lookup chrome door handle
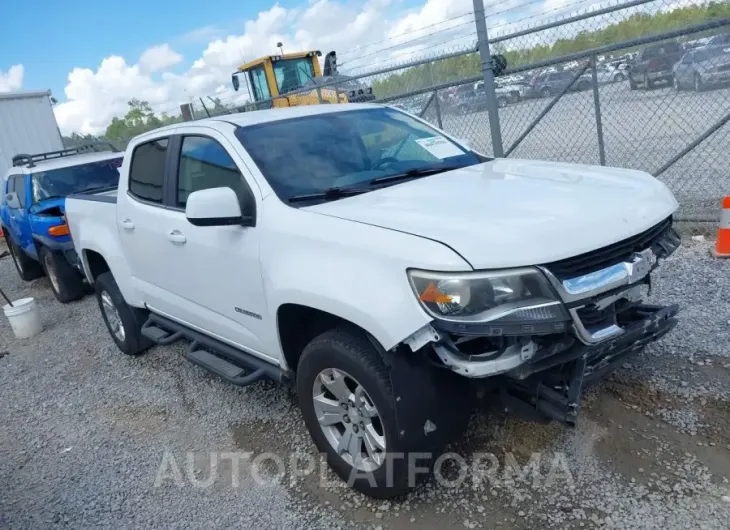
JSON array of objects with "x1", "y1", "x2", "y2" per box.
[
  {"x1": 167, "y1": 230, "x2": 186, "y2": 244},
  {"x1": 120, "y1": 219, "x2": 135, "y2": 230}
]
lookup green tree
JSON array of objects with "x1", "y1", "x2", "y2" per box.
[{"x1": 104, "y1": 99, "x2": 182, "y2": 144}]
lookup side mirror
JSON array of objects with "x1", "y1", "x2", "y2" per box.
[
  {"x1": 185, "y1": 187, "x2": 253, "y2": 227},
  {"x1": 232, "y1": 73, "x2": 240, "y2": 92},
  {"x1": 5, "y1": 192, "x2": 20, "y2": 209}
]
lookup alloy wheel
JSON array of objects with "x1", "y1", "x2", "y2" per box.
[
  {"x1": 44, "y1": 253, "x2": 61, "y2": 294},
  {"x1": 100, "y1": 291, "x2": 125, "y2": 341},
  {"x1": 312, "y1": 368, "x2": 386, "y2": 472}
]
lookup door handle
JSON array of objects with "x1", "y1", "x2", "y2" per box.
[
  {"x1": 120, "y1": 219, "x2": 135, "y2": 230},
  {"x1": 167, "y1": 230, "x2": 186, "y2": 244}
]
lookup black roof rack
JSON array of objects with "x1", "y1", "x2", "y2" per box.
[{"x1": 11, "y1": 143, "x2": 119, "y2": 168}]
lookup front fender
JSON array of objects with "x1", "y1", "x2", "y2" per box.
[{"x1": 260, "y1": 204, "x2": 472, "y2": 354}]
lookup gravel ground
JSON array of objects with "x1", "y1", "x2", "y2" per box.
[{"x1": 1, "y1": 237, "x2": 729, "y2": 529}]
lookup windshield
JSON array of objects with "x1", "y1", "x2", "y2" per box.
[
  {"x1": 235, "y1": 107, "x2": 482, "y2": 203},
  {"x1": 31, "y1": 157, "x2": 122, "y2": 203},
  {"x1": 273, "y1": 58, "x2": 315, "y2": 94}
]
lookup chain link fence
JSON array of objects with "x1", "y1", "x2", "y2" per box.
[{"x1": 169, "y1": 0, "x2": 730, "y2": 234}]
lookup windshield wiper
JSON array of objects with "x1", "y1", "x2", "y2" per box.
[
  {"x1": 369, "y1": 165, "x2": 464, "y2": 185},
  {"x1": 288, "y1": 187, "x2": 371, "y2": 203}
]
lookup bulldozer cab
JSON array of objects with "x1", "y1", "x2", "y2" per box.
[{"x1": 232, "y1": 51, "x2": 347, "y2": 108}]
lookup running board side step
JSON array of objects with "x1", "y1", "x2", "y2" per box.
[{"x1": 141, "y1": 314, "x2": 284, "y2": 386}]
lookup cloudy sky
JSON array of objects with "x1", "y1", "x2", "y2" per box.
[{"x1": 0, "y1": 0, "x2": 624, "y2": 135}]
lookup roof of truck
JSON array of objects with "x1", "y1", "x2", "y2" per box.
[
  {"x1": 138, "y1": 103, "x2": 384, "y2": 142},
  {"x1": 4, "y1": 151, "x2": 122, "y2": 178}
]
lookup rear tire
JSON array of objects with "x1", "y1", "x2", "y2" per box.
[
  {"x1": 614, "y1": 73, "x2": 625, "y2": 82},
  {"x1": 39, "y1": 247, "x2": 84, "y2": 303},
  {"x1": 296, "y1": 328, "x2": 437, "y2": 498},
  {"x1": 95, "y1": 272, "x2": 152, "y2": 356},
  {"x1": 6, "y1": 237, "x2": 43, "y2": 281},
  {"x1": 497, "y1": 96, "x2": 507, "y2": 108}
]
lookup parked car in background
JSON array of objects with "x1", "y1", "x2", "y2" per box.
[
  {"x1": 454, "y1": 81, "x2": 519, "y2": 113},
  {"x1": 1, "y1": 145, "x2": 122, "y2": 303},
  {"x1": 477, "y1": 81, "x2": 520, "y2": 107},
  {"x1": 707, "y1": 32, "x2": 730, "y2": 47},
  {"x1": 65, "y1": 103, "x2": 680, "y2": 498},
  {"x1": 530, "y1": 71, "x2": 592, "y2": 98},
  {"x1": 673, "y1": 45, "x2": 730, "y2": 91},
  {"x1": 495, "y1": 79, "x2": 531, "y2": 100},
  {"x1": 628, "y1": 41, "x2": 683, "y2": 89},
  {"x1": 595, "y1": 63, "x2": 629, "y2": 83}
]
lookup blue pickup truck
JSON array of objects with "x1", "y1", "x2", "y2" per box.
[{"x1": 1, "y1": 145, "x2": 122, "y2": 303}]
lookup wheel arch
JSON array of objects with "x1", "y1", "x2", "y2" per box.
[
  {"x1": 82, "y1": 248, "x2": 111, "y2": 283},
  {"x1": 276, "y1": 303, "x2": 387, "y2": 374}
]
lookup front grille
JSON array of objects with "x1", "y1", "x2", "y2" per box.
[{"x1": 544, "y1": 216, "x2": 677, "y2": 280}]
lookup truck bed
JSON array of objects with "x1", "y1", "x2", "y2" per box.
[{"x1": 67, "y1": 188, "x2": 118, "y2": 203}]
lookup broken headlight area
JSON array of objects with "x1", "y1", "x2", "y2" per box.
[{"x1": 407, "y1": 267, "x2": 566, "y2": 323}]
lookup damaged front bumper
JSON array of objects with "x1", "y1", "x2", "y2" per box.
[
  {"x1": 500, "y1": 303, "x2": 678, "y2": 425},
  {"x1": 404, "y1": 220, "x2": 681, "y2": 424}
]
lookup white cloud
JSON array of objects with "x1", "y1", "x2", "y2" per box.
[
  {"x1": 139, "y1": 44, "x2": 184, "y2": 73},
  {"x1": 0, "y1": 64, "x2": 24, "y2": 92},
  {"x1": 55, "y1": 0, "x2": 414, "y2": 135}
]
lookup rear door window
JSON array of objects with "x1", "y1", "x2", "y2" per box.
[
  {"x1": 128, "y1": 138, "x2": 168, "y2": 204},
  {"x1": 12, "y1": 175, "x2": 26, "y2": 208}
]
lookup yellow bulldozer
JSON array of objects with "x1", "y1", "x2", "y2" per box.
[{"x1": 231, "y1": 50, "x2": 355, "y2": 108}]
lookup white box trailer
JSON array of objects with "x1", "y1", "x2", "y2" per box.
[{"x1": 0, "y1": 90, "x2": 64, "y2": 178}]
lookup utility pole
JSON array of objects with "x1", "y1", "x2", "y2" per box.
[{"x1": 472, "y1": 0, "x2": 504, "y2": 157}]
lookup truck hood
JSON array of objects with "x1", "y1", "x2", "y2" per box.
[{"x1": 306, "y1": 159, "x2": 678, "y2": 269}]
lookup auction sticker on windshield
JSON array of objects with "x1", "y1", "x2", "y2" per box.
[{"x1": 415, "y1": 136, "x2": 464, "y2": 159}]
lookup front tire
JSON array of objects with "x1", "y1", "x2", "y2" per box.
[
  {"x1": 39, "y1": 247, "x2": 84, "y2": 303},
  {"x1": 6, "y1": 237, "x2": 43, "y2": 281},
  {"x1": 614, "y1": 73, "x2": 625, "y2": 82},
  {"x1": 296, "y1": 328, "x2": 434, "y2": 498},
  {"x1": 497, "y1": 96, "x2": 507, "y2": 108},
  {"x1": 95, "y1": 272, "x2": 152, "y2": 355}
]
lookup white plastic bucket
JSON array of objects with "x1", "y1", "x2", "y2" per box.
[{"x1": 3, "y1": 297, "x2": 43, "y2": 339}]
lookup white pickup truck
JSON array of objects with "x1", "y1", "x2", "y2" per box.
[{"x1": 65, "y1": 103, "x2": 680, "y2": 498}]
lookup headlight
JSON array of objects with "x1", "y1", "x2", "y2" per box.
[{"x1": 408, "y1": 268, "x2": 566, "y2": 323}]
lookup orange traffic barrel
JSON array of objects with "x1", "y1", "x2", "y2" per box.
[{"x1": 713, "y1": 197, "x2": 730, "y2": 258}]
